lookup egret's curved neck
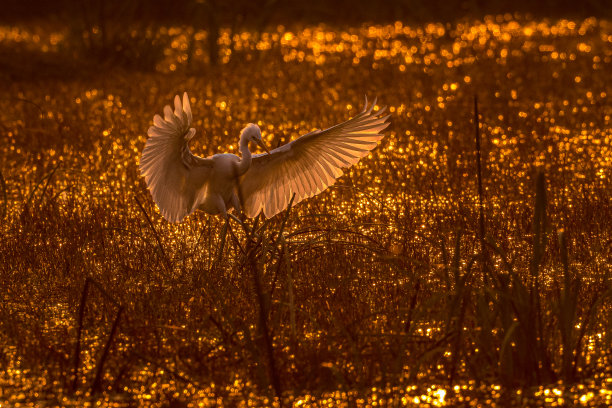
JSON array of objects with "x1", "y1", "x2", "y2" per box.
[{"x1": 237, "y1": 135, "x2": 251, "y2": 175}]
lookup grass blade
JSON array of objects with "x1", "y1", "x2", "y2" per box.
[{"x1": 134, "y1": 194, "x2": 172, "y2": 274}]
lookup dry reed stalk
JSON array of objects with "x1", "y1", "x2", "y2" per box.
[{"x1": 134, "y1": 194, "x2": 172, "y2": 274}]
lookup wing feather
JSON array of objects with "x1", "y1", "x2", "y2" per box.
[
  {"x1": 140, "y1": 92, "x2": 213, "y2": 223},
  {"x1": 240, "y1": 97, "x2": 390, "y2": 218},
  {"x1": 274, "y1": 177, "x2": 285, "y2": 215},
  {"x1": 307, "y1": 158, "x2": 328, "y2": 193},
  {"x1": 299, "y1": 158, "x2": 317, "y2": 196},
  {"x1": 287, "y1": 160, "x2": 306, "y2": 198},
  {"x1": 321, "y1": 147, "x2": 353, "y2": 168},
  {"x1": 315, "y1": 154, "x2": 335, "y2": 184},
  {"x1": 320, "y1": 154, "x2": 344, "y2": 178}
]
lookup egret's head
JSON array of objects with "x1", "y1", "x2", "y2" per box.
[
  {"x1": 241, "y1": 123, "x2": 262, "y2": 142},
  {"x1": 241, "y1": 123, "x2": 270, "y2": 154}
]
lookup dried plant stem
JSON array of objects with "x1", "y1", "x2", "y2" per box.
[
  {"x1": 244, "y1": 195, "x2": 295, "y2": 404},
  {"x1": 23, "y1": 163, "x2": 60, "y2": 212},
  {"x1": 72, "y1": 278, "x2": 91, "y2": 392},
  {"x1": 0, "y1": 169, "x2": 7, "y2": 220},
  {"x1": 72, "y1": 277, "x2": 124, "y2": 393},
  {"x1": 92, "y1": 305, "x2": 124, "y2": 393},
  {"x1": 249, "y1": 253, "x2": 281, "y2": 400},
  {"x1": 473, "y1": 96, "x2": 488, "y2": 282},
  {"x1": 284, "y1": 237, "x2": 296, "y2": 346},
  {"x1": 134, "y1": 194, "x2": 172, "y2": 273}
]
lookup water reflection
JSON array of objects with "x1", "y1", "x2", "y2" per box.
[{"x1": 0, "y1": 15, "x2": 610, "y2": 407}]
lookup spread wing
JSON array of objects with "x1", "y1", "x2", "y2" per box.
[
  {"x1": 139, "y1": 92, "x2": 213, "y2": 223},
  {"x1": 239, "y1": 97, "x2": 390, "y2": 218}
]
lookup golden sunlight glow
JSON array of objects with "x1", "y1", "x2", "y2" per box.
[{"x1": 0, "y1": 14, "x2": 610, "y2": 407}]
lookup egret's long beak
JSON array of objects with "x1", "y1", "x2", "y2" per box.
[{"x1": 257, "y1": 139, "x2": 271, "y2": 155}]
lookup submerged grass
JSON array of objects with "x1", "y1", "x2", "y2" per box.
[{"x1": 0, "y1": 15, "x2": 611, "y2": 407}]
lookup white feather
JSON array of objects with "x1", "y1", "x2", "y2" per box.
[
  {"x1": 240, "y1": 100, "x2": 390, "y2": 218},
  {"x1": 140, "y1": 92, "x2": 213, "y2": 222},
  {"x1": 141, "y1": 93, "x2": 390, "y2": 222}
]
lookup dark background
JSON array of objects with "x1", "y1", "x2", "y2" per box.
[
  {"x1": 1, "y1": 0, "x2": 609, "y2": 77},
  {"x1": 2, "y1": 0, "x2": 610, "y2": 25}
]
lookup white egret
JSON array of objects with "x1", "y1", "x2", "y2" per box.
[{"x1": 139, "y1": 92, "x2": 390, "y2": 222}]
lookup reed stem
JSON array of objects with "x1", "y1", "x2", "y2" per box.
[{"x1": 473, "y1": 96, "x2": 488, "y2": 283}]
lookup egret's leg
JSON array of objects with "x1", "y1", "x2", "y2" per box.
[
  {"x1": 213, "y1": 221, "x2": 228, "y2": 269},
  {"x1": 230, "y1": 192, "x2": 241, "y2": 214},
  {"x1": 211, "y1": 194, "x2": 228, "y2": 217},
  {"x1": 211, "y1": 195, "x2": 229, "y2": 267},
  {"x1": 211, "y1": 194, "x2": 244, "y2": 255},
  {"x1": 229, "y1": 192, "x2": 251, "y2": 235}
]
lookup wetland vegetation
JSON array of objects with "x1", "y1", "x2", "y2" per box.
[{"x1": 0, "y1": 5, "x2": 611, "y2": 407}]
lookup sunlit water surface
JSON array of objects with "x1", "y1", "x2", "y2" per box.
[{"x1": 0, "y1": 15, "x2": 610, "y2": 407}]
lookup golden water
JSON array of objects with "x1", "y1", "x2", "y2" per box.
[{"x1": 0, "y1": 15, "x2": 610, "y2": 407}]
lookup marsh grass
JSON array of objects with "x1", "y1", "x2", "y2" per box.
[
  {"x1": 0, "y1": 16, "x2": 611, "y2": 406},
  {"x1": 1, "y1": 161, "x2": 610, "y2": 405},
  {"x1": 8, "y1": 169, "x2": 608, "y2": 403}
]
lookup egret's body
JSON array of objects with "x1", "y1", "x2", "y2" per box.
[{"x1": 140, "y1": 93, "x2": 390, "y2": 222}]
